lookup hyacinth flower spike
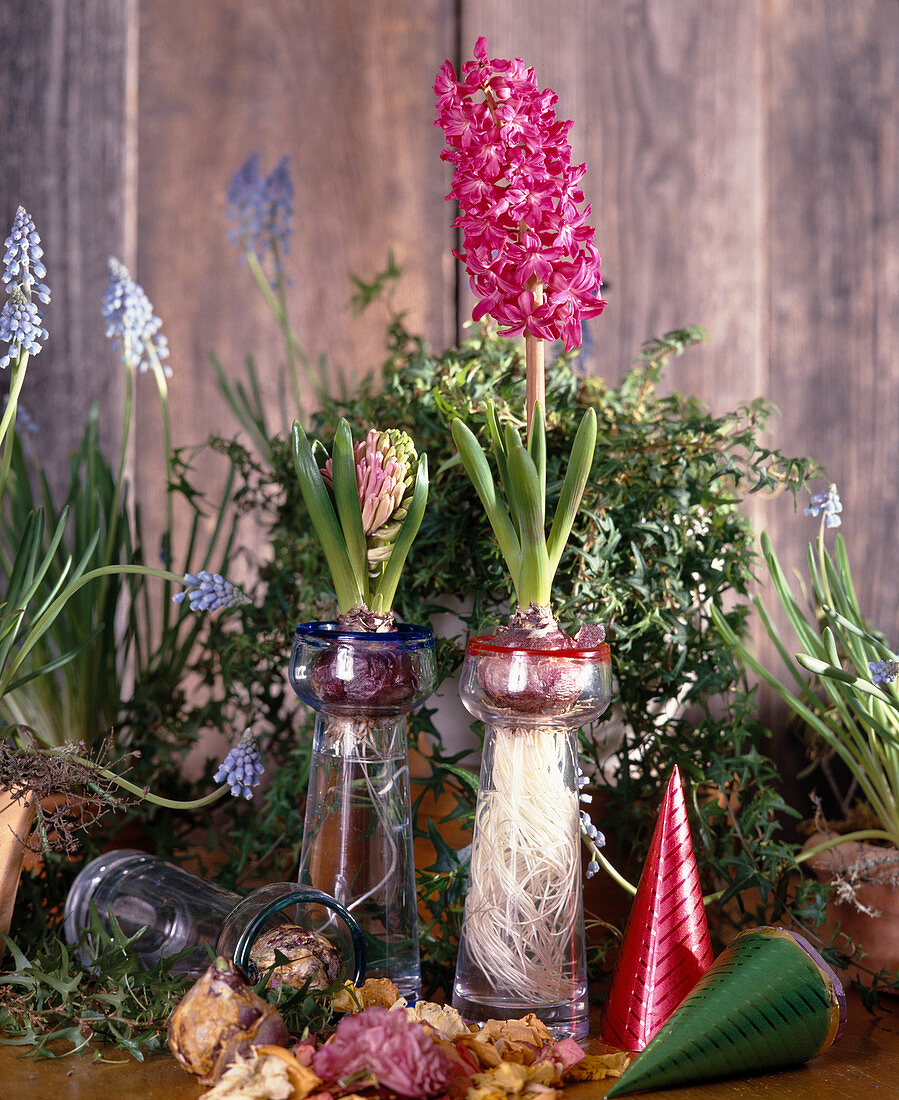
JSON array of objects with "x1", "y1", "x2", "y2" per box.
[
  {"x1": 0, "y1": 207, "x2": 51, "y2": 501},
  {"x1": 292, "y1": 419, "x2": 428, "y2": 628}
]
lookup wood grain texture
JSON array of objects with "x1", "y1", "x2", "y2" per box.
[
  {"x1": 133, "y1": 0, "x2": 456, "y2": 578},
  {"x1": 1, "y1": 0, "x2": 898, "y2": 775},
  {"x1": 0, "y1": 0, "x2": 135, "y2": 490},
  {"x1": 457, "y1": 0, "x2": 766, "y2": 416},
  {"x1": 759, "y1": 0, "x2": 899, "y2": 774}
]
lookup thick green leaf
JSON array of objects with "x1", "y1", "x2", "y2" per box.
[
  {"x1": 546, "y1": 407, "x2": 597, "y2": 576},
  {"x1": 331, "y1": 420, "x2": 369, "y2": 605},
  {"x1": 485, "y1": 403, "x2": 511, "y2": 504},
  {"x1": 451, "y1": 419, "x2": 521, "y2": 594},
  {"x1": 291, "y1": 421, "x2": 363, "y2": 613},
  {"x1": 506, "y1": 443, "x2": 550, "y2": 607},
  {"x1": 527, "y1": 400, "x2": 546, "y2": 522}
]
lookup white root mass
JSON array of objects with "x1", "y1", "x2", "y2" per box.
[{"x1": 461, "y1": 724, "x2": 579, "y2": 1002}]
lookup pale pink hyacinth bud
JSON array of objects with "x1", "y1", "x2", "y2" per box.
[{"x1": 321, "y1": 428, "x2": 418, "y2": 568}]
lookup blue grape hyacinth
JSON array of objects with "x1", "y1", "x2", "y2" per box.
[
  {"x1": 214, "y1": 729, "x2": 264, "y2": 800},
  {"x1": 102, "y1": 257, "x2": 171, "y2": 376},
  {"x1": 870, "y1": 659, "x2": 899, "y2": 687},
  {"x1": 227, "y1": 152, "x2": 293, "y2": 277},
  {"x1": 805, "y1": 484, "x2": 842, "y2": 528},
  {"x1": 0, "y1": 206, "x2": 50, "y2": 369},
  {"x1": 173, "y1": 570, "x2": 251, "y2": 612}
]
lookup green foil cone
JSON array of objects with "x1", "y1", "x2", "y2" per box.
[{"x1": 606, "y1": 927, "x2": 845, "y2": 1096}]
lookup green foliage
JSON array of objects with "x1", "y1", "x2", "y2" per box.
[
  {"x1": 0, "y1": 912, "x2": 343, "y2": 1058},
  {"x1": 178, "y1": 303, "x2": 819, "y2": 983},
  {"x1": 0, "y1": 917, "x2": 194, "y2": 1058},
  {"x1": 715, "y1": 517, "x2": 899, "y2": 848},
  {"x1": 451, "y1": 402, "x2": 597, "y2": 609}
]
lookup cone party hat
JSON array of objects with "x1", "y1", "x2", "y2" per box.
[
  {"x1": 599, "y1": 766, "x2": 713, "y2": 1051},
  {"x1": 605, "y1": 927, "x2": 847, "y2": 1096}
]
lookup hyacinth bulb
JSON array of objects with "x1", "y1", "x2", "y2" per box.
[{"x1": 167, "y1": 957, "x2": 288, "y2": 1084}]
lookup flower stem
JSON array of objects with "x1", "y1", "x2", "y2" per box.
[
  {"x1": 0, "y1": 350, "x2": 29, "y2": 503},
  {"x1": 525, "y1": 285, "x2": 545, "y2": 432},
  {"x1": 245, "y1": 248, "x2": 319, "y2": 421},
  {"x1": 65, "y1": 749, "x2": 231, "y2": 810}
]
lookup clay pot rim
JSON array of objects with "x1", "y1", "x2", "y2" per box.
[{"x1": 802, "y1": 831, "x2": 899, "y2": 884}]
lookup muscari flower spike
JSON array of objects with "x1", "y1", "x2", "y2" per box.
[
  {"x1": 0, "y1": 206, "x2": 51, "y2": 369},
  {"x1": 102, "y1": 257, "x2": 171, "y2": 376},
  {"x1": 227, "y1": 152, "x2": 293, "y2": 277},
  {"x1": 805, "y1": 483, "x2": 842, "y2": 528},
  {"x1": 214, "y1": 728, "x2": 264, "y2": 799},
  {"x1": 869, "y1": 659, "x2": 899, "y2": 687},
  {"x1": 172, "y1": 570, "x2": 252, "y2": 612}
]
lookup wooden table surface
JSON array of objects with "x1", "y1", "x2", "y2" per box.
[{"x1": 1, "y1": 991, "x2": 897, "y2": 1099}]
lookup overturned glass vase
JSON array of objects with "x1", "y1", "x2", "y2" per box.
[
  {"x1": 452, "y1": 634, "x2": 612, "y2": 1041},
  {"x1": 288, "y1": 621, "x2": 436, "y2": 1001},
  {"x1": 64, "y1": 849, "x2": 366, "y2": 985}
]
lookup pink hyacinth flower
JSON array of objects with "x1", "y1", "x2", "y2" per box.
[{"x1": 435, "y1": 37, "x2": 606, "y2": 351}]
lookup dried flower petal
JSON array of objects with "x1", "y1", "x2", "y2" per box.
[{"x1": 312, "y1": 1006, "x2": 455, "y2": 1098}]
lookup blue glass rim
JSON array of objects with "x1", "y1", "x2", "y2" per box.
[{"x1": 294, "y1": 620, "x2": 434, "y2": 649}]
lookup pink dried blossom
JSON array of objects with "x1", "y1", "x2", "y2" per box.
[
  {"x1": 435, "y1": 37, "x2": 606, "y2": 351},
  {"x1": 312, "y1": 1006, "x2": 455, "y2": 1098}
]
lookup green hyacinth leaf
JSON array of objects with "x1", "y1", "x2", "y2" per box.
[
  {"x1": 507, "y1": 442, "x2": 550, "y2": 608},
  {"x1": 485, "y1": 403, "x2": 511, "y2": 491},
  {"x1": 332, "y1": 419, "x2": 369, "y2": 605},
  {"x1": 451, "y1": 418, "x2": 521, "y2": 595},
  {"x1": 547, "y1": 407, "x2": 597, "y2": 577},
  {"x1": 373, "y1": 453, "x2": 428, "y2": 613},
  {"x1": 291, "y1": 421, "x2": 364, "y2": 613}
]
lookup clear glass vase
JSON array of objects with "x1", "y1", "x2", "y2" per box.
[
  {"x1": 63, "y1": 849, "x2": 366, "y2": 983},
  {"x1": 288, "y1": 621, "x2": 436, "y2": 1001},
  {"x1": 452, "y1": 634, "x2": 612, "y2": 1040}
]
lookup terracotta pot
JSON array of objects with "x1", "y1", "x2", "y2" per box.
[
  {"x1": 803, "y1": 831, "x2": 899, "y2": 980},
  {"x1": 0, "y1": 788, "x2": 37, "y2": 961}
]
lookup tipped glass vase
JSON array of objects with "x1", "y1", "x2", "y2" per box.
[
  {"x1": 452, "y1": 634, "x2": 612, "y2": 1040},
  {"x1": 288, "y1": 621, "x2": 436, "y2": 1001},
  {"x1": 64, "y1": 849, "x2": 366, "y2": 983}
]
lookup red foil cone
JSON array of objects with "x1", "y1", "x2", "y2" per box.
[{"x1": 600, "y1": 766, "x2": 713, "y2": 1051}]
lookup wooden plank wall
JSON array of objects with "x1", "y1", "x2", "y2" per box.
[{"x1": 2, "y1": 1, "x2": 898, "y2": 759}]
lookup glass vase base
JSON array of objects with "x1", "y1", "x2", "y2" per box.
[
  {"x1": 451, "y1": 983, "x2": 589, "y2": 1043},
  {"x1": 361, "y1": 941, "x2": 421, "y2": 1002}
]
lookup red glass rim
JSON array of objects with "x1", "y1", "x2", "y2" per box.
[{"x1": 466, "y1": 633, "x2": 611, "y2": 660}]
